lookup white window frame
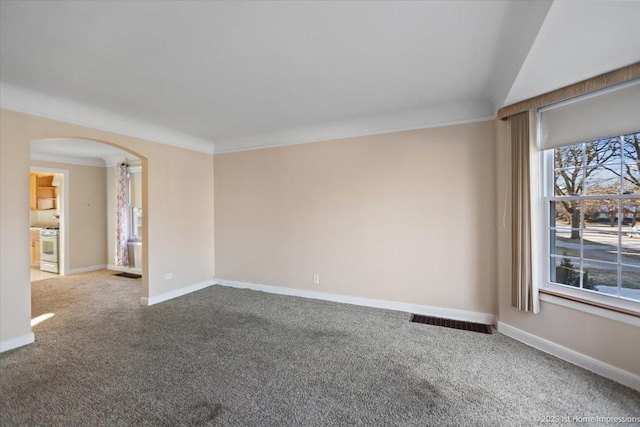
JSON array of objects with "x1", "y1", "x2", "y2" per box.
[
  {"x1": 126, "y1": 165, "x2": 142, "y2": 242},
  {"x1": 538, "y1": 125, "x2": 640, "y2": 319}
]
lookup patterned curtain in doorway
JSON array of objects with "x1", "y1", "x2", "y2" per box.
[{"x1": 114, "y1": 163, "x2": 129, "y2": 266}]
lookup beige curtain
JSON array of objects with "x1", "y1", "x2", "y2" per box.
[{"x1": 510, "y1": 111, "x2": 539, "y2": 313}]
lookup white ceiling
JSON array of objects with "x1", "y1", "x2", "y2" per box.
[
  {"x1": 504, "y1": 0, "x2": 640, "y2": 106},
  {"x1": 1, "y1": 1, "x2": 638, "y2": 154}
]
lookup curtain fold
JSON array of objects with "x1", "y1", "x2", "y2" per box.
[
  {"x1": 114, "y1": 163, "x2": 129, "y2": 266},
  {"x1": 510, "y1": 111, "x2": 538, "y2": 313}
]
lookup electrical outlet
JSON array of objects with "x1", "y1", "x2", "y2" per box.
[
  {"x1": 313, "y1": 274, "x2": 320, "y2": 285},
  {"x1": 164, "y1": 273, "x2": 173, "y2": 280}
]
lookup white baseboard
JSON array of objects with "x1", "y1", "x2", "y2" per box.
[
  {"x1": 107, "y1": 264, "x2": 142, "y2": 274},
  {"x1": 497, "y1": 322, "x2": 640, "y2": 392},
  {"x1": 67, "y1": 264, "x2": 107, "y2": 275},
  {"x1": 0, "y1": 333, "x2": 35, "y2": 353},
  {"x1": 140, "y1": 280, "x2": 214, "y2": 306},
  {"x1": 215, "y1": 279, "x2": 497, "y2": 325}
]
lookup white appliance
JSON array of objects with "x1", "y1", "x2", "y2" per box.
[{"x1": 40, "y1": 226, "x2": 59, "y2": 273}]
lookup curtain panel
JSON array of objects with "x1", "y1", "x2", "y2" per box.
[
  {"x1": 114, "y1": 163, "x2": 129, "y2": 267},
  {"x1": 510, "y1": 111, "x2": 539, "y2": 313}
]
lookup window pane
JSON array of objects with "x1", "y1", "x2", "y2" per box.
[
  {"x1": 555, "y1": 144, "x2": 583, "y2": 169},
  {"x1": 551, "y1": 200, "x2": 581, "y2": 229},
  {"x1": 622, "y1": 133, "x2": 639, "y2": 162},
  {"x1": 623, "y1": 163, "x2": 639, "y2": 194},
  {"x1": 621, "y1": 265, "x2": 640, "y2": 302},
  {"x1": 623, "y1": 133, "x2": 639, "y2": 193},
  {"x1": 585, "y1": 137, "x2": 621, "y2": 167},
  {"x1": 547, "y1": 133, "x2": 640, "y2": 306},
  {"x1": 583, "y1": 259, "x2": 618, "y2": 293},
  {"x1": 131, "y1": 207, "x2": 143, "y2": 240},
  {"x1": 550, "y1": 228, "x2": 580, "y2": 259},
  {"x1": 550, "y1": 256, "x2": 582, "y2": 288},
  {"x1": 550, "y1": 201, "x2": 570, "y2": 228},
  {"x1": 584, "y1": 199, "x2": 619, "y2": 229},
  {"x1": 554, "y1": 169, "x2": 583, "y2": 196},
  {"x1": 585, "y1": 167, "x2": 620, "y2": 195},
  {"x1": 582, "y1": 230, "x2": 619, "y2": 264},
  {"x1": 620, "y1": 198, "x2": 638, "y2": 228},
  {"x1": 621, "y1": 199, "x2": 640, "y2": 267}
]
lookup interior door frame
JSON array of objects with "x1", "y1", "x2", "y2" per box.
[{"x1": 30, "y1": 166, "x2": 69, "y2": 276}]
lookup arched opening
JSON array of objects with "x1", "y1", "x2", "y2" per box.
[{"x1": 28, "y1": 138, "x2": 149, "y2": 317}]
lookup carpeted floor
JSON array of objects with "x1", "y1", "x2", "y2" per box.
[{"x1": 1, "y1": 270, "x2": 638, "y2": 426}]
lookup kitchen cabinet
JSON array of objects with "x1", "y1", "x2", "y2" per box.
[
  {"x1": 30, "y1": 173, "x2": 57, "y2": 211},
  {"x1": 29, "y1": 173, "x2": 37, "y2": 211},
  {"x1": 30, "y1": 229, "x2": 40, "y2": 266}
]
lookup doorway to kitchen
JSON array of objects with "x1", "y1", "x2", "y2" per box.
[
  {"x1": 28, "y1": 137, "x2": 147, "y2": 336},
  {"x1": 29, "y1": 167, "x2": 67, "y2": 281},
  {"x1": 29, "y1": 138, "x2": 147, "y2": 285}
]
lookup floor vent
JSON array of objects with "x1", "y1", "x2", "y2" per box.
[
  {"x1": 114, "y1": 272, "x2": 142, "y2": 279},
  {"x1": 410, "y1": 314, "x2": 492, "y2": 334}
]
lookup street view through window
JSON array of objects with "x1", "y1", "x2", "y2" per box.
[{"x1": 549, "y1": 132, "x2": 640, "y2": 302}]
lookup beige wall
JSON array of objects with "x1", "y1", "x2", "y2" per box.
[
  {"x1": 215, "y1": 121, "x2": 497, "y2": 315},
  {"x1": 494, "y1": 119, "x2": 640, "y2": 375},
  {"x1": 31, "y1": 159, "x2": 107, "y2": 271},
  {"x1": 6, "y1": 104, "x2": 635, "y2": 379},
  {"x1": 0, "y1": 109, "x2": 215, "y2": 345}
]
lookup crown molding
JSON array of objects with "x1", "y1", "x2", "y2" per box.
[
  {"x1": 31, "y1": 149, "x2": 141, "y2": 167},
  {"x1": 3, "y1": 82, "x2": 496, "y2": 156},
  {"x1": 213, "y1": 99, "x2": 496, "y2": 154},
  {"x1": 30, "y1": 150, "x2": 106, "y2": 167},
  {"x1": 104, "y1": 154, "x2": 136, "y2": 167},
  {"x1": 0, "y1": 82, "x2": 215, "y2": 154}
]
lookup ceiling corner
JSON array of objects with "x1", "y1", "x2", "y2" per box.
[{"x1": 486, "y1": 0, "x2": 554, "y2": 111}]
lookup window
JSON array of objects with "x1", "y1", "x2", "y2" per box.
[
  {"x1": 544, "y1": 132, "x2": 640, "y2": 307},
  {"x1": 126, "y1": 166, "x2": 142, "y2": 242}
]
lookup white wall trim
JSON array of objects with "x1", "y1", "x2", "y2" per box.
[
  {"x1": 140, "y1": 280, "x2": 214, "y2": 306},
  {"x1": 31, "y1": 151, "x2": 106, "y2": 167},
  {"x1": 497, "y1": 322, "x2": 640, "y2": 392},
  {"x1": 107, "y1": 264, "x2": 143, "y2": 274},
  {"x1": 1, "y1": 81, "x2": 215, "y2": 155},
  {"x1": 126, "y1": 165, "x2": 142, "y2": 173},
  {"x1": 3, "y1": 82, "x2": 496, "y2": 157},
  {"x1": 214, "y1": 99, "x2": 495, "y2": 154},
  {"x1": 67, "y1": 265, "x2": 107, "y2": 275},
  {"x1": 539, "y1": 292, "x2": 640, "y2": 327},
  {"x1": 215, "y1": 279, "x2": 497, "y2": 325},
  {"x1": 0, "y1": 333, "x2": 35, "y2": 353}
]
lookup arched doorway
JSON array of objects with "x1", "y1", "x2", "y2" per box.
[
  {"x1": 29, "y1": 138, "x2": 148, "y2": 300},
  {"x1": 1, "y1": 109, "x2": 215, "y2": 354}
]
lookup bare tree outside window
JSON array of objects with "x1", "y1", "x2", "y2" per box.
[
  {"x1": 623, "y1": 133, "x2": 640, "y2": 226},
  {"x1": 553, "y1": 137, "x2": 619, "y2": 238},
  {"x1": 549, "y1": 132, "x2": 640, "y2": 301}
]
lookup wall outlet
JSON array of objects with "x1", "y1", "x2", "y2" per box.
[
  {"x1": 313, "y1": 274, "x2": 320, "y2": 285},
  {"x1": 164, "y1": 273, "x2": 173, "y2": 280}
]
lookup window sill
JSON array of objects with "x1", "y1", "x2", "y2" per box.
[{"x1": 539, "y1": 288, "x2": 640, "y2": 327}]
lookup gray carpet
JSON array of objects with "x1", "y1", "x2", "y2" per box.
[{"x1": 1, "y1": 270, "x2": 638, "y2": 426}]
